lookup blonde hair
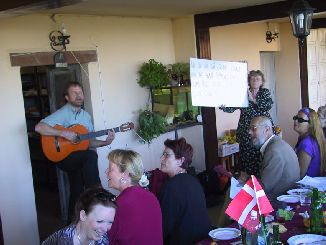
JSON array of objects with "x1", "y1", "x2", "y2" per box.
[
  {"x1": 306, "y1": 109, "x2": 326, "y2": 174},
  {"x1": 108, "y1": 149, "x2": 144, "y2": 185}
]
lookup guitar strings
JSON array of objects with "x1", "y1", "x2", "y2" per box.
[{"x1": 70, "y1": 47, "x2": 110, "y2": 148}]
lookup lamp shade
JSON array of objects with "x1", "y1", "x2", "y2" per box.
[{"x1": 289, "y1": 0, "x2": 315, "y2": 40}]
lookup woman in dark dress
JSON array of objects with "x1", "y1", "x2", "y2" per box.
[
  {"x1": 158, "y1": 138, "x2": 211, "y2": 245},
  {"x1": 220, "y1": 70, "x2": 274, "y2": 176}
]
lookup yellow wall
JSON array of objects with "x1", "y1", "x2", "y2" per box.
[
  {"x1": 0, "y1": 13, "x2": 201, "y2": 244},
  {"x1": 275, "y1": 22, "x2": 301, "y2": 146},
  {"x1": 172, "y1": 16, "x2": 197, "y2": 62},
  {"x1": 210, "y1": 21, "x2": 280, "y2": 137}
]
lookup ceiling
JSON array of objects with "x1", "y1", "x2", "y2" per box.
[{"x1": 2, "y1": 0, "x2": 288, "y2": 19}]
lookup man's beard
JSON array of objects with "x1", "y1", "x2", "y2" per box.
[{"x1": 252, "y1": 136, "x2": 266, "y2": 149}]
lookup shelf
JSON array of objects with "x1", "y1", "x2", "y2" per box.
[
  {"x1": 154, "y1": 85, "x2": 191, "y2": 89},
  {"x1": 166, "y1": 121, "x2": 202, "y2": 132}
]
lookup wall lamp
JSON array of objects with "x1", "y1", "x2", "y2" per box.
[
  {"x1": 49, "y1": 23, "x2": 70, "y2": 51},
  {"x1": 289, "y1": 0, "x2": 315, "y2": 47},
  {"x1": 265, "y1": 22, "x2": 279, "y2": 43}
]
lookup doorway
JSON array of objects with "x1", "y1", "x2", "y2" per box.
[
  {"x1": 260, "y1": 51, "x2": 278, "y2": 125},
  {"x1": 20, "y1": 63, "x2": 84, "y2": 240}
]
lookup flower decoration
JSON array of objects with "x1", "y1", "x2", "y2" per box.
[
  {"x1": 275, "y1": 126, "x2": 282, "y2": 135},
  {"x1": 139, "y1": 173, "x2": 149, "y2": 187}
]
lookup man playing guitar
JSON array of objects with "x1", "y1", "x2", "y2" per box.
[{"x1": 35, "y1": 81, "x2": 115, "y2": 221}]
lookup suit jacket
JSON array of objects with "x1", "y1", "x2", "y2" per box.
[{"x1": 260, "y1": 136, "x2": 300, "y2": 207}]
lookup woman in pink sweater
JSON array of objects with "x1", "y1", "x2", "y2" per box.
[{"x1": 106, "y1": 149, "x2": 163, "y2": 245}]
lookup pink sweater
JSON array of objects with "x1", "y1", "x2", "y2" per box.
[{"x1": 108, "y1": 186, "x2": 163, "y2": 245}]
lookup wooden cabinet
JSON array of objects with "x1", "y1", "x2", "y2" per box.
[{"x1": 21, "y1": 67, "x2": 50, "y2": 135}]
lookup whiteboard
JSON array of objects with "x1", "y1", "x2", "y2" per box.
[{"x1": 190, "y1": 58, "x2": 248, "y2": 107}]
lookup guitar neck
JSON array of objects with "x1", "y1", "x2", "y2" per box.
[{"x1": 79, "y1": 127, "x2": 120, "y2": 141}]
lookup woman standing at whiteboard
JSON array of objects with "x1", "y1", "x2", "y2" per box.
[{"x1": 220, "y1": 70, "x2": 274, "y2": 177}]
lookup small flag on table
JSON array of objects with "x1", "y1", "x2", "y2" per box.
[{"x1": 225, "y1": 175, "x2": 273, "y2": 232}]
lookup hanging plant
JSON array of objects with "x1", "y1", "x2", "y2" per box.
[
  {"x1": 137, "y1": 59, "x2": 170, "y2": 89},
  {"x1": 137, "y1": 109, "x2": 167, "y2": 144}
]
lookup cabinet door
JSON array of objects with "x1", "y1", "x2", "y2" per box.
[
  {"x1": 47, "y1": 64, "x2": 81, "y2": 112},
  {"x1": 318, "y1": 29, "x2": 326, "y2": 107},
  {"x1": 307, "y1": 29, "x2": 319, "y2": 111}
]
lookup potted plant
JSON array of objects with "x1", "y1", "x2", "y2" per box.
[
  {"x1": 168, "y1": 62, "x2": 190, "y2": 86},
  {"x1": 137, "y1": 109, "x2": 167, "y2": 144},
  {"x1": 137, "y1": 59, "x2": 170, "y2": 89}
]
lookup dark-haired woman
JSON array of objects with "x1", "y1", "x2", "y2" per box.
[
  {"x1": 220, "y1": 70, "x2": 274, "y2": 177},
  {"x1": 42, "y1": 187, "x2": 116, "y2": 245},
  {"x1": 158, "y1": 137, "x2": 211, "y2": 245}
]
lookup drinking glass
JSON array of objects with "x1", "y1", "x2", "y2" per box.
[{"x1": 299, "y1": 192, "x2": 311, "y2": 206}]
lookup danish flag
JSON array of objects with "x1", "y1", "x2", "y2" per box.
[{"x1": 225, "y1": 175, "x2": 273, "y2": 232}]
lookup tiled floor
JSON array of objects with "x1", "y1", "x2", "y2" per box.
[{"x1": 34, "y1": 184, "x2": 65, "y2": 242}]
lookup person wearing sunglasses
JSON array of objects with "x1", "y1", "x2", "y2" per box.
[
  {"x1": 293, "y1": 107, "x2": 326, "y2": 178},
  {"x1": 106, "y1": 149, "x2": 163, "y2": 245},
  {"x1": 158, "y1": 138, "x2": 211, "y2": 245},
  {"x1": 42, "y1": 187, "x2": 116, "y2": 245}
]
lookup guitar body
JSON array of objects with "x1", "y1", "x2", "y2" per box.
[{"x1": 41, "y1": 124, "x2": 90, "y2": 163}]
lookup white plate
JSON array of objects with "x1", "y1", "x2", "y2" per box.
[
  {"x1": 287, "y1": 188, "x2": 311, "y2": 195},
  {"x1": 277, "y1": 195, "x2": 300, "y2": 203},
  {"x1": 208, "y1": 228, "x2": 241, "y2": 241},
  {"x1": 313, "y1": 177, "x2": 326, "y2": 183},
  {"x1": 287, "y1": 234, "x2": 326, "y2": 245}
]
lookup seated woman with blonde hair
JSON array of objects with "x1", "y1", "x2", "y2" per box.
[
  {"x1": 42, "y1": 187, "x2": 116, "y2": 245},
  {"x1": 293, "y1": 107, "x2": 326, "y2": 177},
  {"x1": 106, "y1": 149, "x2": 163, "y2": 245}
]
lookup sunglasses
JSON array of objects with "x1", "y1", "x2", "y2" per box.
[
  {"x1": 293, "y1": 115, "x2": 310, "y2": 123},
  {"x1": 95, "y1": 192, "x2": 117, "y2": 203}
]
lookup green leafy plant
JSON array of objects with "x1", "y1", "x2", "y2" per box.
[
  {"x1": 308, "y1": 190, "x2": 326, "y2": 203},
  {"x1": 277, "y1": 209, "x2": 294, "y2": 221},
  {"x1": 137, "y1": 59, "x2": 170, "y2": 89},
  {"x1": 137, "y1": 109, "x2": 167, "y2": 144}
]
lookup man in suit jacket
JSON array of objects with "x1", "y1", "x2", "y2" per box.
[{"x1": 248, "y1": 116, "x2": 300, "y2": 208}]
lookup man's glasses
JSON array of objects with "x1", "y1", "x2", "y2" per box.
[
  {"x1": 248, "y1": 124, "x2": 266, "y2": 132},
  {"x1": 161, "y1": 152, "x2": 174, "y2": 158},
  {"x1": 293, "y1": 115, "x2": 310, "y2": 123}
]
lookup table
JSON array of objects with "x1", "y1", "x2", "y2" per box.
[{"x1": 197, "y1": 205, "x2": 325, "y2": 245}]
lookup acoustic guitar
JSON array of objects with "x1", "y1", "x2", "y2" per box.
[{"x1": 41, "y1": 122, "x2": 134, "y2": 162}]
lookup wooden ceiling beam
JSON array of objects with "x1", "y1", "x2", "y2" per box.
[{"x1": 195, "y1": 0, "x2": 326, "y2": 30}]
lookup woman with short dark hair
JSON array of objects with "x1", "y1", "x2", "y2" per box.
[{"x1": 159, "y1": 137, "x2": 211, "y2": 245}]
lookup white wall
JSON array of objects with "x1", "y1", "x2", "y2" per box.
[{"x1": 0, "y1": 13, "x2": 203, "y2": 244}]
